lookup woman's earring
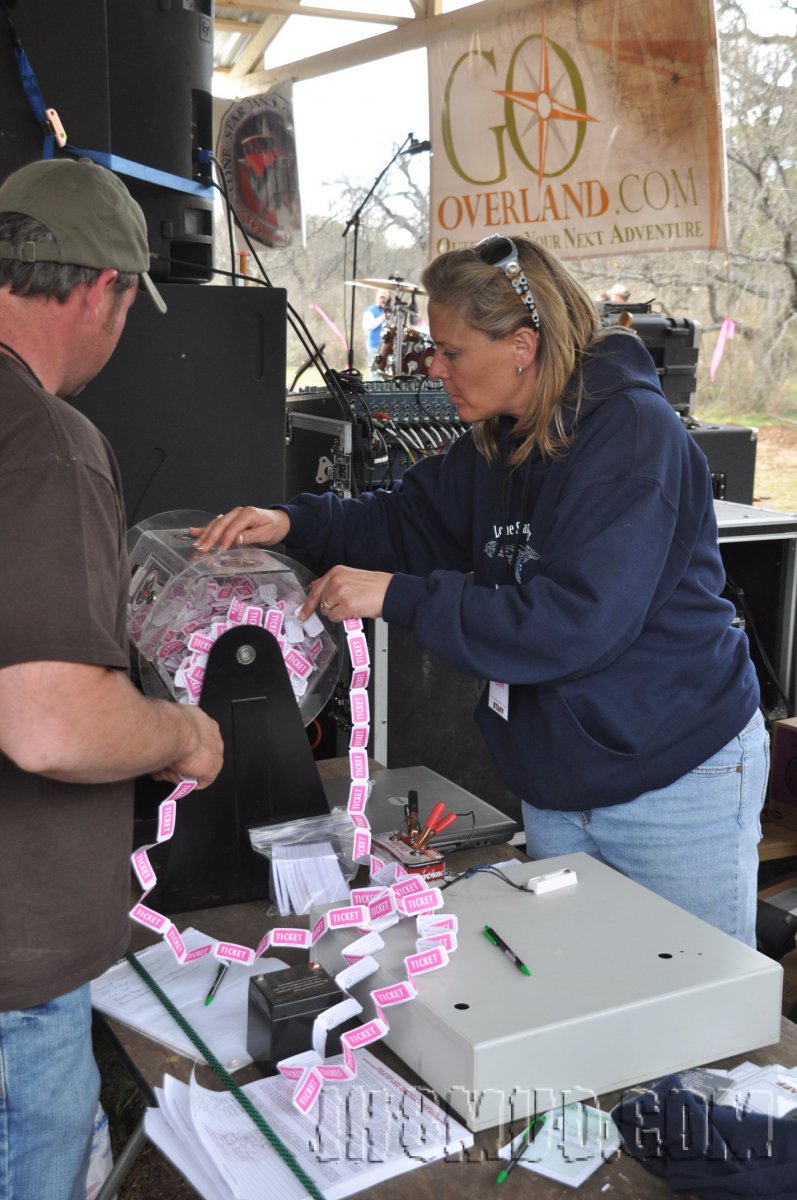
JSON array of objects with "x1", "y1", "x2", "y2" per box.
[{"x1": 516, "y1": 365, "x2": 524, "y2": 376}]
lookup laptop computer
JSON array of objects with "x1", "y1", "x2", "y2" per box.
[{"x1": 321, "y1": 765, "x2": 517, "y2": 853}]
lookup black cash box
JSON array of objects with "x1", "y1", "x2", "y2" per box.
[{"x1": 247, "y1": 963, "x2": 348, "y2": 1074}]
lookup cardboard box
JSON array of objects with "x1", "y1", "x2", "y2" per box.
[{"x1": 768, "y1": 718, "x2": 797, "y2": 830}]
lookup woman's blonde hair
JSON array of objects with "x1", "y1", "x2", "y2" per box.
[{"x1": 421, "y1": 238, "x2": 603, "y2": 465}]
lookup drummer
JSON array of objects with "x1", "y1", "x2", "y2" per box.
[{"x1": 362, "y1": 288, "x2": 388, "y2": 377}]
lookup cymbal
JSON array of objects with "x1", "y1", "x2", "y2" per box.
[{"x1": 345, "y1": 276, "x2": 425, "y2": 293}]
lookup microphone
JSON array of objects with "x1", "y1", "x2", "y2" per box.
[{"x1": 404, "y1": 139, "x2": 431, "y2": 156}]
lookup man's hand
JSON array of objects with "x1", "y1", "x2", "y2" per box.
[
  {"x1": 191, "y1": 506, "x2": 290, "y2": 554},
  {"x1": 151, "y1": 704, "x2": 224, "y2": 789}
]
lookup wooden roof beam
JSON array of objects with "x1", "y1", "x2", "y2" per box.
[
  {"x1": 216, "y1": 0, "x2": 408, "y2": 20},
  {"x1": 232, "y1": 0, "x2": 529, "y2": 91}
]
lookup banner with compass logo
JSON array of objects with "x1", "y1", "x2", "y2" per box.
[{"x1": 428, "y1": 0, "x2": 726, "y2": 260}]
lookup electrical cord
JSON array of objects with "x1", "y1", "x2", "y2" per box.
[
  {"x1": 724, "y1": 573, "x2": 793, "y2": 718},
  {"x1": 205, "y1": 155, "x2": 365, "y2": 439},
  {"x1": 441, "y1": 863, "x2": 532, "y2": 892},
  {"x1": 444, "y1": 811, "x2": 477, "y2": 854}
]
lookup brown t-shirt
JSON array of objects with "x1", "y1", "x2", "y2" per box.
[{"x1": 0, "y1": 355, "x2": 134, "y2": 1010}]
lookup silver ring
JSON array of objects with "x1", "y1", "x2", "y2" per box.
[
  {"x1": 320, "y1": 600, "x2": 331, "y2": 611},
  {"x1": 216, "y1": 513, "x2": 224, "y2": 519}
]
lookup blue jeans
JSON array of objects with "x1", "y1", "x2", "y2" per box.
[
  {"x1": 0, "y1": 984, "x2": 99, "y2": 1200},
  {"x1": 523, "y1": 710, "x2": 769, "y2": 946}
]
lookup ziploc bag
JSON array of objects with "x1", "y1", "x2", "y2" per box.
[{"x1": 249, "y1": 810, "x2": 357, "y2": 915}]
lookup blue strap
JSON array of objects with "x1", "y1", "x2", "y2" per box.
[
  {"x1": 3, "y1": 2, "x2": 211, "y2": 194},
  {"x1": 63, "y1": 145, "x2": 214, "y2": 198},
  {"x1": 12, "y1": 42, "x2": 54, "y2": 158}
]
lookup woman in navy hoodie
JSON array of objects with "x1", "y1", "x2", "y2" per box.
[{"x1": 196, "y1": 236, "x2": 768, "y2": 946}]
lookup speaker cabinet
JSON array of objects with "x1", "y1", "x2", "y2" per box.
[
  {"x1": 0, "y1": 0, "x2": 214, "y2": 279},
  {"x1": 386, "y1": 625, "x2": 523, "y2": 828},
  {"x1": 73, "y1": 283, "x2": 288, "y2": 525},
  {"x1": 687, "y1": 420, "x2": 758, "y2": 505}
]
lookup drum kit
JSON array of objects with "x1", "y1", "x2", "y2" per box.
[{"x1": 346, "y1": 274, "x2": 435, "y2": 379}]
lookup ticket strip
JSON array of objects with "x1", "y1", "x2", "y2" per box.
[{"x1": 128, "y1": 616, "x2": 458, "y2": 1117}]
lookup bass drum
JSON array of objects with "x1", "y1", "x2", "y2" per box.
[{"x1": 400, "y1": 328, "x2": 435, "y2": 376}]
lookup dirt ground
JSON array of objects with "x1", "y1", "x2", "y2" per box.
[
  {"x1": 752, "y1": 423, "x2": 797, "y2": 512},
  {"x1": 94, "y1": 421, "x2": 797, "y2": 1200}
]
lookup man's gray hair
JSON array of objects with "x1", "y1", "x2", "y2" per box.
[{"x1": 0, "y1": 213, "x2": 137, "y2": 303}]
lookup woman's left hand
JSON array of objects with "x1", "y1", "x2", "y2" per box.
[{"x1": 300, "y1": 566, "x2": 393, "y2": 622}]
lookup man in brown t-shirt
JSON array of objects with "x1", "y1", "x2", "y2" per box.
[{"x1": 0, "y1": 159, "x2": 224, "y2": 1200}]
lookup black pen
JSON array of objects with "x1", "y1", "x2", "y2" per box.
[
  {"x1": 496, "y1": 1114, "x2": 546, "y2": 1183},
  {"x1": 483, "y1": 925, "x2": 531, "y2": 976},
  {"x1": 204, "y1": 961, "x2": 230, "y2": 1006}
]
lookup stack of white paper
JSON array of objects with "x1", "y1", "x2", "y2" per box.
[
  {"x1": 498, "y1": 1103, "x2": 621, "y2": 1188},
  {"x1": 91, "y1": 929, "x2": 287, "y2": 1071},
  {"x1": 718, "y1": 1061, "x2": 797, "y2": 1121},
  {"x1": 145, "y1": 1049, "x2": 474, "y2": 1200},
  {"x1": 271, "y1": 840, "x2": 351, "y2": 916}
]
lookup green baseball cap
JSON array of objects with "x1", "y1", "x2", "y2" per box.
[{"x1": 0, "y1": 156, "x2": 166, "y2": 313}]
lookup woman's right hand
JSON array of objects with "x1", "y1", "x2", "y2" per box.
[{"x1": 190, "y1": 506, "x2": 291, "y2": 553}]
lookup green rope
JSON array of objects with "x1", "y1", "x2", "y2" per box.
[{"x1": 124, "y1": 949, "x2": 326, "y2": 1200}]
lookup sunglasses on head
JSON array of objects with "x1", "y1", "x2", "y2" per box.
[{"x1": 475, "y1": 235, "x2": 541, "y2": 331}]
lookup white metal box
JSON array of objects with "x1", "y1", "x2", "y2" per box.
[{"x1": 312, "y1": 852, "x2": 783, "y2": 1131}]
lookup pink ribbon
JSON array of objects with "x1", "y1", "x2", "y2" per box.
[{"x1": 709, "y1": 318, "x2": 735, "y2": 381}]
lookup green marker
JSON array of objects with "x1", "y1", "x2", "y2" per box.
[
  {"x1": 496, "y1": 1114, "x2": 546, "y2": 1184},
  {"x1": 203, "y1": 961, "x2": 229, "y2": 1006},
  {"x1": 483, "y1": 925, "x2": 531, "y2": 976}
]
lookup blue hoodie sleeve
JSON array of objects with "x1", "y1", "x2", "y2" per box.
[{"x1": 281, "y1": 434, "x2": 479, "y2": 576}]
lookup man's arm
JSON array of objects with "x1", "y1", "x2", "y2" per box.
[{"x1": 0, "y1": 660, "x2": 223, "y2": 788}]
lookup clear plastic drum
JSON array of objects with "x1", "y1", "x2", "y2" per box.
[{"x1": 127, "y1": 510, "x2": 342, "y2": 725}]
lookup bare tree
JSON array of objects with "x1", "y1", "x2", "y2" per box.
[
  {"x1": 216, "y1": 149, "x2": 429, "y2": 378},
  {"x1": 573, "y1": 0, "x2": 797, "y2": 413}
]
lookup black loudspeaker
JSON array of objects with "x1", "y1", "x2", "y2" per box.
[
  {"x1": 687, "y1": 420, "x2": 758, "y2": 505},
  {"x1": 73, "y1": 283, "x2": 288, "y2": 525},
  {"x1": 0, "y1": 0, "x2": 213, "y2": 280}
]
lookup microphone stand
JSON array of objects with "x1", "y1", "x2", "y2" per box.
[{"x1": 342, "y1": 132, "x2": 414, "y2": 372}]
